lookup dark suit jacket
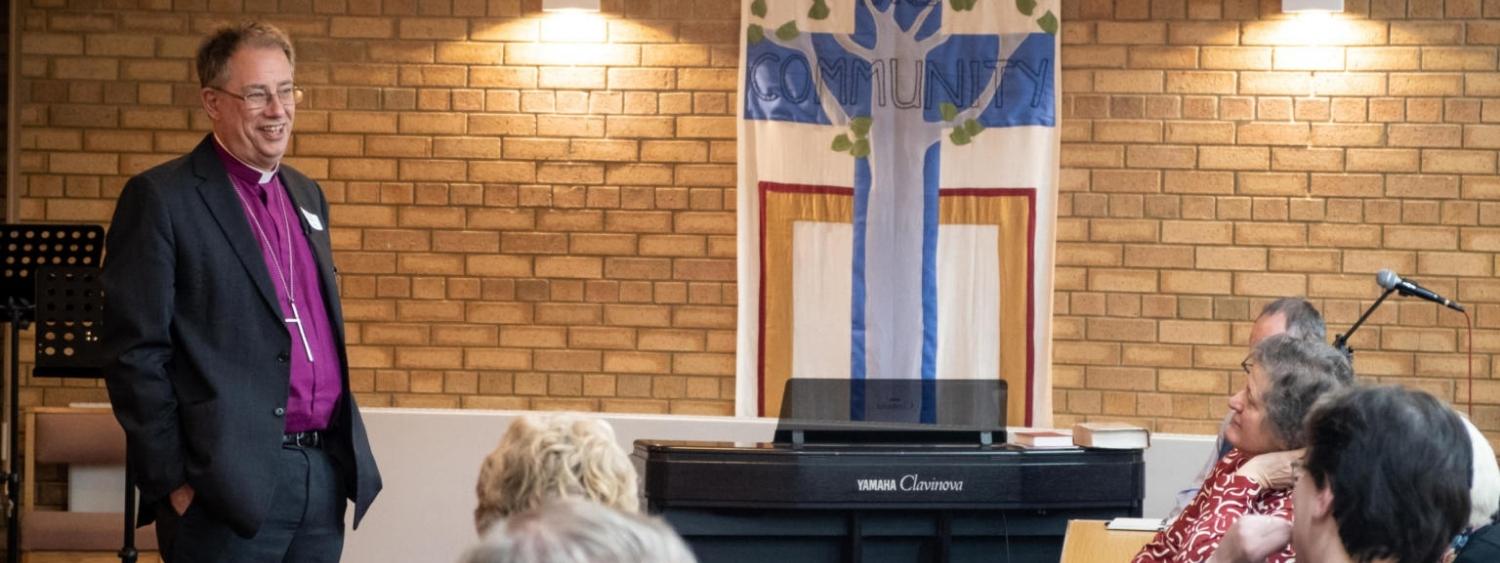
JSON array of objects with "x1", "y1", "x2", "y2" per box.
[{"x1": 102, "y1": 135, "x2": 381, "y2": 538}]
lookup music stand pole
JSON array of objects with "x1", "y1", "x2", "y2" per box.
[{"x1": 3, "y1": 297, "x2": 27, "y2": 563}]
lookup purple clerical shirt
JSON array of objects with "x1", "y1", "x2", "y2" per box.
[{"x1": 214, "y1": 139, "x2": 342, "y2": 433}]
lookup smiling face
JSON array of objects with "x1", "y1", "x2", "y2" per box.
[
  {"x1": 1226, "y1": 360, "x2": 1281, "y2": 456},
  {"x1": 202, "y1": 46, "x2": 294, "y2": 170}
]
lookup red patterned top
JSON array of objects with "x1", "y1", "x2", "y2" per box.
[{"x1": 1133, "y1": 449, "x2": 1295, "y2": 563}]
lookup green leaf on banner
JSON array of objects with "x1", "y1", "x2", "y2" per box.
[
  {"x1": 775, "y1": 21, "x2": 800, "y2": 41},
  {"x1": 751, "y1": 0, "x2": 767, "y2": 18},
  {"x1": 949, "y1": 0, "x2": 965, "y2": 10},
  {"x1": 809, "y1": 0, "x2": 830, "y2": 20},
  {"x1": 1016, "y1": 0, "x2": 1036, "y2": 16},
  {"x1": 851, "y1": 138, "x2": 871, "y2": 158},
  {"x1": 1037, "y1": 10, "x2": 1058, "y2": 35},
  {"x1": 965, "y1": 0, "x2": 979, "y2": 9},
  {"x1": 748, "y1": 24, "x2": 764, "y2": 44},
  {"x1": 950, "y1": 128, "x2": 971, "y2": 145},
  {"x1": 850, "y1": 116, "x2": 873, "y2": 138},
  {"x1": 964, "y1": 118, "x2": 983, "y2": 137},
  {"x1": 939, "y1": 102, "x2": 958, "y2": 122},
  {"x1": 831, "y1": 134, "x2": 853, "y2": 152}
]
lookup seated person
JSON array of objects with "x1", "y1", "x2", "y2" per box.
[
  {"x1": 1442, "y1": 417, "x2": 1499, "y2": 562},
  {"x1": 1134, "y1": 335, "x2": 1353, "y2": 563},
  {"x1": 460, "y1": 498, "x2": 697, "y2": 563},
  {"x1": 1216, "y1": 385, "x2": 1472, "y2": 563},
  {"x1": 1170, "y1": 298, "x2": 1329, "y2": 522},
  {"x1": 474, "y1": 413, "x2": 639, "y2": 535}
]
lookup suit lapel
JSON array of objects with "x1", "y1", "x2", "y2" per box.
[
  {"x1": 190, "y1": 136, "x2": 283, "y2": 320},
  {"x1": 280, "y1": 172, "x2": 346, "y2": 344}
]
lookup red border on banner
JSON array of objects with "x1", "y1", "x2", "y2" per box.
[{"x1": 756, "y1": 182, "x2": 1038, "y2": 426}]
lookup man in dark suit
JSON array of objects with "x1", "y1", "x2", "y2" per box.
[{"x1": 103, "y1": 22, "x2": 380, "y2": 562}]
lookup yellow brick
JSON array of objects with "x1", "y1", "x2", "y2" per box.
[
  {"x1": 1098, "y1": 22, "x2": 1167, "y2": 45},
  {"x1": 1384, "y1": 226, "x2": 1458, "y2": 250},
  {"x1": 1310, "y1": 124, "x2": 1385, "y2": 147},
  {"x1": 1310, "y1": 224, "x2": 1382, "y2": 248},
  {"x1": 1088, "y1": 269, "x2": 1158, "y2": 293},
  {"x1": 1423, "y1": 150, "x2": 1496, "y2": 174},
  {"x1": 1423, "y1": 47, "x2": 1497, "y2": 70},
  {"x1": 1166, "y1": 121, "x2": 1235, "y2": 144},
  {"x1": 1239, "y1": 72, "x2": 1309, "y2": 95},
  {"x1": 1094, "y1": 70, "x2": 1165, "y2": 93},
  {"x1": 1418, "y1": 251, "x2": 1491, "y2": 277},
  {"x1": 1237, "y1": 123, "x2": 1309, "y2": 146},
  {"x1": 1273, "y1": 47, "x2": 1344, "y2": 71},
  {"x1": 1095, "y1": 120, "x2": 1162, "y2": 143},
  {"x1": 1063, "y1": 145, "x2": 1125, "y2": 168},
  {"x1": 1271, "y1": 148, "x2": 1343, "y2": 172},
  {"x1": 1390, "y1": 22, "x2": 1463, "y2": 46},
  {"x1": 470, "y1": 67, "x2": 537, "y2": 88},
  {"x1": 1232, "y1": 273, "x2": 1308, "y2": 298},
  {"x1": 1091, "y1": 219, "x2": 1158, "y2": 242},
  {"x1": 1389, "y1": 73, "x2": 1464, "y2": 96},
  {"x1": 1198, "y1": 146, "x2": 1268, "y2": 170},
  {"x1": 1164, "y1": 171, "x2": 1233, "y2": 194},
  {"x1": 1347, "y1": 47, "x2": 1420, "y2": 71}
]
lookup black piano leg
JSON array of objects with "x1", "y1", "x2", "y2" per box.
[
  {"x1": 847, "y1": 511, "x2": 863, "y2": 563},
  {"x1": 938, "y1": 511, "x2": 952, "y2": 563}
]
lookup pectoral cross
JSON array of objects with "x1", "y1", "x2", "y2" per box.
[{"x1": 287, "y1": 301, "x2": 314, "y2": 362}]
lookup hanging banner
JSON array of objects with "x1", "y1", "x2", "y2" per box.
[{"x1": 735, "y1": 0, "x2": 1060, "y2": 426}]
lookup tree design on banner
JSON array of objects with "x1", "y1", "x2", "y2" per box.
[{"x1": 736, "y1": 0, "x2": 1059, "y2": 426}]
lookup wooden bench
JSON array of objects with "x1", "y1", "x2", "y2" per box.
[{"x1": 22, "y1": 407, "x2": 158, "y2": 561}]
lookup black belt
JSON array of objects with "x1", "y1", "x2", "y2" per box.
[{"x1": 282, "y1": 430, "x2": 324, "y2": 448}]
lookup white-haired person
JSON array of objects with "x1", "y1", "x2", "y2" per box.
[
  {"x1": 460, "y1": 498, "x2": 696, "y2": 563},
  {"x1": 474, "y1": 413, "x2": 639, "y2": 535}
]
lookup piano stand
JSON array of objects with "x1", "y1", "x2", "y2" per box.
[{"x1": 635, "y1": 441, "x2": 1145, "y2": 563}]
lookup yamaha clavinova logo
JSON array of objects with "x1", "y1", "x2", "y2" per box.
[{"x1": 856, "y1": 474, "x2": 965, "y2": 493}]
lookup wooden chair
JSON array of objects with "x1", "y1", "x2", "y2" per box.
[{"x1": 22, "y1": 407, "x2": 159, "y2": 562}]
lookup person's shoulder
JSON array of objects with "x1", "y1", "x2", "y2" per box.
[{"x1": 123, "y1": 152, "x2": 197, "y2": 200}]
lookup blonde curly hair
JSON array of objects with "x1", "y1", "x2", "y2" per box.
[{"x1": 474, "y1": 414, "x2": 640, "y2": 535}]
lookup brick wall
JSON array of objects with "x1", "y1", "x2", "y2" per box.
[
  {"x1": 1055, "y1": 0, "x2": 1500, "y2": 441},
  {"x1": 14, "y1": 0, "x2": 740, "y2": 415},
  {"x1": 15, "y1": 0, "x2": 1500, "y2": 443}
]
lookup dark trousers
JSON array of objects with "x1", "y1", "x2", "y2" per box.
[{"x1": 155, "y1": 445, "x2": 347, "y2": 563}]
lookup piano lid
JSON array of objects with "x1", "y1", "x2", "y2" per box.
[{"x1": 773, "y1": 379, "x2": 1006, "y2": 446}]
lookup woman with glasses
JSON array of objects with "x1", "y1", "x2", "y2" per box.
[{"x1": 1133, "y1": 335, "x2": 1355, "y2": 563}]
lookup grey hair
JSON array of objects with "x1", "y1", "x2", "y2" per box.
[
  {"x1": 460, "y1": 499, "x2": 698, "y2": 563},
  {"x1": 474, "y1": 414, "x2": 640, "y2": 535},
  {"x1": 1252, "y1": 334, "x2": 1354, "y2": 450},
  {"x1": 196, "y1": 22, "x2": 295, "y2": 88},
  {"x1": 1462, "y1": 416, "x2": 1500, "y2": 527},
  {"x1": 1258, "y1": 297, "x2": 1326, "y2": 343}
]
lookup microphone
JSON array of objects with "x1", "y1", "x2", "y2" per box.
[{"x1": 1377, "y1": 269, "x2": 1465, "y2": 312}]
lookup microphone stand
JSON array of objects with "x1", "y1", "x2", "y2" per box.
[{"x1": 1332, "y1": 287, "x2": 1397, "y2": 361}]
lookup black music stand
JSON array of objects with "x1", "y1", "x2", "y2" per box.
[
  {"x1": 32, "y1": 266, "x2": 133, "y2": 563},
  {"x1": 0, "y1": 224, "x2": 104, "y2": 563}
]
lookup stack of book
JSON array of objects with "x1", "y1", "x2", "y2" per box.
[{"x1": 1009, "y1": 422, "x2": 1150, "y2": 450}]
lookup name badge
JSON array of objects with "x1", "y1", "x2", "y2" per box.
[{"x1": 300, "y1": 208, "x2": 324, "y2": 231}]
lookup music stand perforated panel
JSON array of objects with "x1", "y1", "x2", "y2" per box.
[
  {"x1": 34, "y1": 266, "x2": 105, "y2": 378},
  {"x1": 2, "y1": 225, "x2": 104, "y2": 322}
]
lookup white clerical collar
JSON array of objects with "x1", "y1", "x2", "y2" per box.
[{"x1": 212, "y1": 134, "x2": 279, "y2": 185}]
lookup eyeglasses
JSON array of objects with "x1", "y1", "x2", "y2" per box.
[
  {"x1": 1240, "y1": 356, "x2": 1254, "y2": 375},
  {"x1": 211, "y1": 86, "x2": 304, "y2": 110}
]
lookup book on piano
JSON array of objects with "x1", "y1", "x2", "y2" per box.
[
  {"x1": 1011, "y1": 429, "x2": 1075, "y2": 449},
  {"x1": 1072, "y1": 422, "x2": 1150, "y2": 449}
]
